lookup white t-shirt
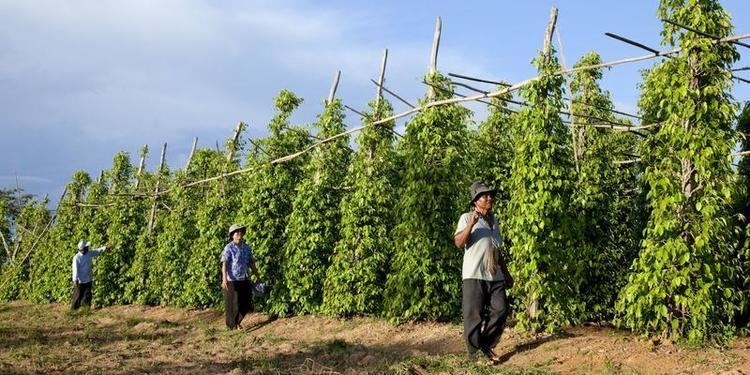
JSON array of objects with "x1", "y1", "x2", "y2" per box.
[{"x1": 454, "y1": 212, "x2": 504, "y2": 281}]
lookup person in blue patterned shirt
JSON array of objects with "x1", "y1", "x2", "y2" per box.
[{"x1": 221, "y1": 224, "x2": 260, "y2": 329}]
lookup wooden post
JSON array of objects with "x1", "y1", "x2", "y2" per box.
[
  {"x1": 97, "y1": 170, "x2": 104, "y2": 184},
  {"x1": 226, "y1": 122, "x2": 244, "y2": 163},
  {"x1": 428, "y1": 16, "x2": 442, "y2": 100},
  {"x1": 529, "y1": 6, "x2": 559, "y2": 324},
  {"x1": 327, "y1": 70, "x2": 341, "y2": 105},
  {"x1": 148, "y1": 143, "x2": 167, "y2": 234},
  {"x1": 135, "y1": 144, "x2": 148, "y2": 190},
  {"x1": 185, "y1": 137, "x2": 198, "y2": 170},
  {"x1": 556, "y1": 25, "x2": 580, "y2": 174},
  {"x1": 543, "y1": 7, "x2": 559, "y2": 63},
  {"x1": 375, "y1": 48, "x2": 389, "y2": 115}
]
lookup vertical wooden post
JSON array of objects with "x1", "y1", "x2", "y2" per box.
[
  {"x1": 97, "y1": 170, "x2": 104, "y2": 184},
  {"x1": 185, "y1": 137, "x2": 198, "y2": 170},
  {"x1": 147, "y1": 142, "x2": 167, "y2": 234},
  {"x1": 135, "y1": 144, "x2": 148, "y2": 190},
  {"x1": 226, "y1": 122, "x2": 244, "y2": 163},
  {"x1": 427, "y1": 16, "x2": 442, "y2": 100},
  {"x1": 528, "y1": 6, "x2": 559, "y2": 325},
  {"x1": 543, "y1": 7, "x2": 559, "y2": 63},
  {"x1": 375, "y1": 48, "x2": 389, "y2": 115},
  {"x1": 327, "y1": 70, "x2": 341, "y2": 105}
]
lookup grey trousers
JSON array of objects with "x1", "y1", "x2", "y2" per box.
[
  {"x1": 462, "y1": 279, "x2": 508, "y2": 355},
  {"x1": 71, "y1": 282, "x2": 92, "y2": 310}
]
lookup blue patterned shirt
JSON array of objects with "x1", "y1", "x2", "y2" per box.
[{"x1": 220, "y1": 241, "x2": 254, "y2": 281}]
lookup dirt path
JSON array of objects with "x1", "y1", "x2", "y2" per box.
[{"x1": 0, "y1": 302, "x2": 748, "y2": 374}]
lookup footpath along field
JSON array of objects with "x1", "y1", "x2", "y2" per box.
[{"x1": 0, "y1": 302, "x2": 748, "y2": 374}]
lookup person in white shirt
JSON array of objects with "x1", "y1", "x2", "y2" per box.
[
  {"x1": 455, "y1": 181, "x2": 513, "y2": 363},
  {"x1": 71, "y1": 240, "x2": 111, "y2": 310}
]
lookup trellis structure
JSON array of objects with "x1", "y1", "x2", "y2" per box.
[{"x1": 2, "y1": 2, "x2": 750, "y2": 342}]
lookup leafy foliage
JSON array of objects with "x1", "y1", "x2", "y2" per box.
[
  {"x1": 0, "y1": 197, "x2": 50, "y2": 301},
  {"x1": 616, "y1": 0, "x2": 741, "y2": 343},
  {"x1": 383, "y1": 73, "x2": 472, "y2": 322},
  {"x1": 27, "y1": 171, "x2": 91, "y2": 303},
  {"x1": 92, "y1": 152, "x2": 148, "y2": 306},
  {"x1": 238, "y1": 90, "x2": 311, "y2": 316},
  {"x1": 505, "y1": 45, "x2": 582, "y2": 332},
  {"x1": 323, "y1": 98, "x2": 398, "y2": 316},
  {"x1": 569, "y1": 52, "x2": 645, "y2": 321},
  {"x1": 182, "y1": 135, "x2": 245, "y2": 308},
  {"x1": 737, "y1": 102, "x2": 750, "y2": 327},
  {"x1": 282, "y1": 99, "x2": 351, "y2": 314},
  {"x1": 152, "y1": 149, "x2": 224, "y2": 306}
]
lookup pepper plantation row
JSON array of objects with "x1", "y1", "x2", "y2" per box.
[{"x1": 2, "y1": 1, "x2": 750, "y2": 344}]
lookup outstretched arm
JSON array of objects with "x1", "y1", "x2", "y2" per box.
[{"x1": 90, "y1": 244, "x2": 112, "y2": 257}]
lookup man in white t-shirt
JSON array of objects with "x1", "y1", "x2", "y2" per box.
[
  {"x1": 71, "y1": 240, "x2": 111, "y2": 310},
  {"x1": 454, "y1": 181, "x2": 513, "y2": 363}
]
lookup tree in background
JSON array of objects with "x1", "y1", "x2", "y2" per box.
[{"x1": 0, "y1": 197, "x2": 50, "y2": 301}]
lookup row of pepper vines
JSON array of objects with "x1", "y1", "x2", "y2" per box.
[{"x1": 1, "y1": 0, "x2": 749, "y2": 343}]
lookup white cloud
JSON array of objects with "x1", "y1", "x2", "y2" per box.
[{"x1": 0, "y1": 176, "x2": 54, "y2": 184}]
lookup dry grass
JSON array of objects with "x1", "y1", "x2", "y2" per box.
[{"x1": 0, "y1": 302, "x2": 748, "y2": 374}]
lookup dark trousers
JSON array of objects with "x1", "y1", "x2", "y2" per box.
[
  {"x1": 462, "y1": 279, "x2": 508, "y2": 355},
  {"x1": 224, "y1": 280, "x2": 252, "y2": 329},
  {"x1": 71, "y1": 282, "x2": 92, "y2": 310}
]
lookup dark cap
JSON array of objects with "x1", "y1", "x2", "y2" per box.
[{"x1": 468, "y1": 181, "x2": 496, "y2": 205}]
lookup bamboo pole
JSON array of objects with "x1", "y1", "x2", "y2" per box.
[
  {"x1": 662, "y1": 18, "x2": 750, "y2": 49},
  {"x1": 344, "y1": 105, "x2": 367, "y2": 118},
  {"x1": 185, "y1": 137, "x2": 198, "y2": 170},
  {"x1": 422, "y1": 80, "x2": 515, "y2": 114},
  {"x1": 226, "y1": 122, "x2": 243, "y2": 163},
  {"x1": 448, "y1": 72, "x2": 511, "y2": 87},
  {"x1": 375, "y1": 48, "x2": 388, "y2": 113},
  {"x1": 134, "y1": 145, "x2": 148, "y2": 190},
  {"x1": 605, "y1": 32, "x2": 661, "y2": 55},
  {"x1": 543, "y1": 7, "x2": 559, "y2": 62},
  {"x1": 370, "y1": 79, "x2": 416, "y2": 109},
  {"x1": 327, "y1": 70, "x2": 341, "y2": 105},
  {"x1": 427, "y1": 16, "x2": 442, "y2": 100},
  {"x1": 147, "y1": 142, "x2": 167, "y2": 234}
]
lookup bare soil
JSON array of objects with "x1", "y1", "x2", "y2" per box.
[{"x1": 0, "y1": 301, "x2": 748, "y2": 374}]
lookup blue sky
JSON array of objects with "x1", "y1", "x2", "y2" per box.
[{"x1": 2, "y1": 0, "x2": 749, "y2": 206}]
